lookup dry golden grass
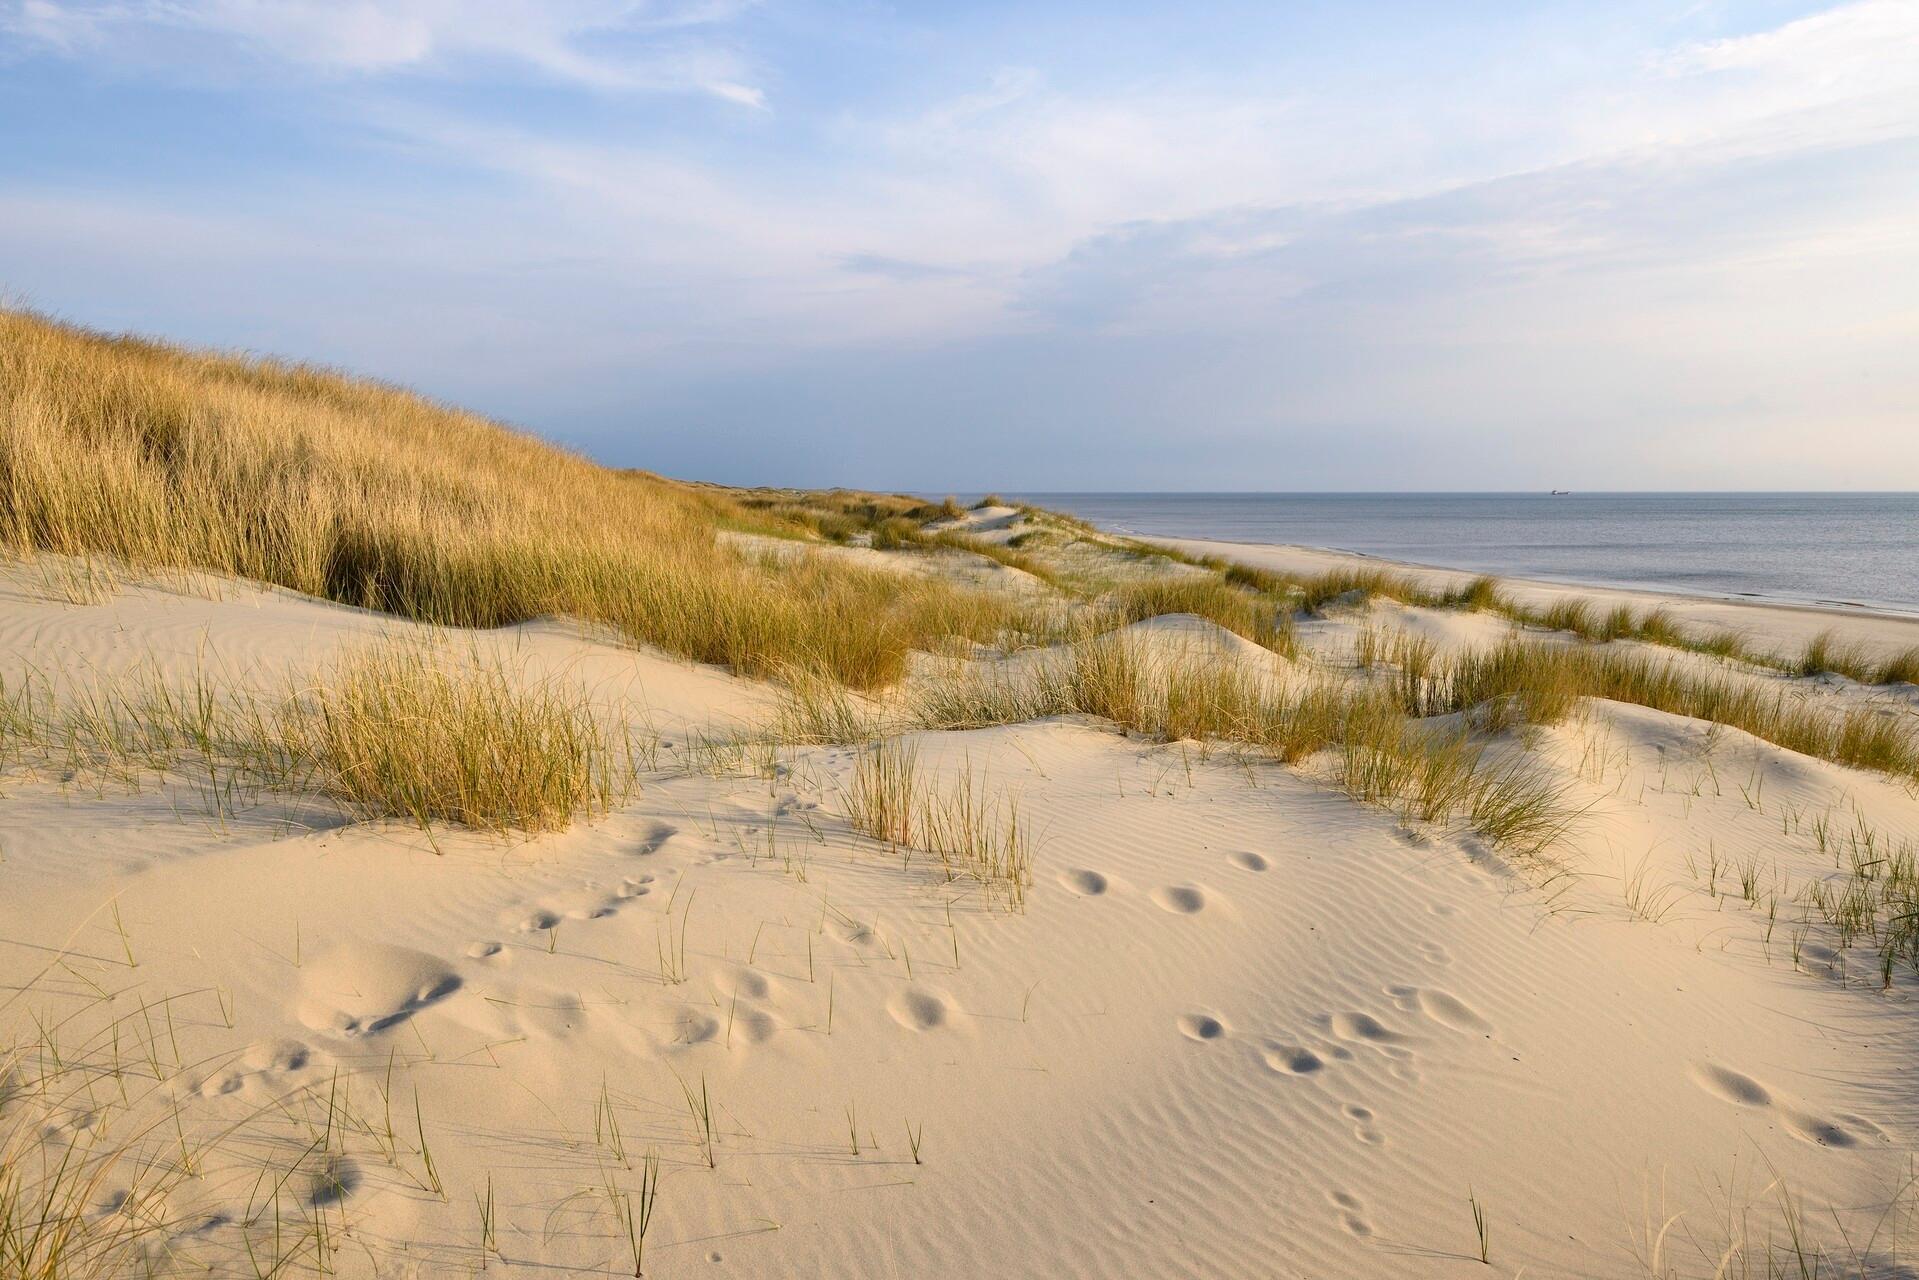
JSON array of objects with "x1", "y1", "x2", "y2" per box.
[
  {"x1": 1100, "y1": 577, "x2": 1297, "y2": 657},
  {"x1": 908, "y1": 635, "x2": 1573, "y2": 852},
  {"x1": 0, "y1": 310, "x2": 1024, "y2": 690},
  {"x1": 843, "y1": 738, "x2": 1033, "y2": 906},
  {"x1": 1419, "y1": 638, "x2": 1919, "y2": 780},
  {"x1": 0, "y1": 641, "x2": 625, "y2": 831}
]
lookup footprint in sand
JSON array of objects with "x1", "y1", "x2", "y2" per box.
[
  {"x1": 244, "y1": 1039, "x2": 310, "y2": 1074},
  {"x1": 517, "y1": 909, "x2": 560, "y2": 933},
  {"x1": 306, "y1": 1155, "x2": 359, "y2": 1208},
  {"x1": 1327, "y1": 1012, "x2": 1411, "y2": 1047},
  {"x1": 887, "y1": 987, "x2": 957, "y2": 1032},
  {"x1": 466, "y1": 940, "x2": 513, "y2": 967},
  {"x1": 635, "y1": 823, "x2": 677, "y2": 856},
  {"x1": 1343, "y1": 1104, "x2": 1386, "y2": 1146},
  {"x1": 198, "y1": 1069, "x2": 245, "y2": 1098},
  {"x1": 1688, "y1": 1061, "x2": 1860, "y2": 1148},
  {"x1": 1388, "y1": 986, "x2": 1494, "y2": 1035},
  {"x1": 1329, "y1": 1190, "x2": 1373, "y2": 1237},
  {"x1": 1177, "y1": 1012, "x2": 1228, "y2": 1042},
  {"x1": 197, "y1": 1038, "x2": 314, "y2": 1099},
  {"x1": 295, "y1": 945, "x2": 460, "y2": 1039},
  {"x1": 1228, "y1": 851, "x2": 1269, "y2": 872},
  {"x1": 617, "y1": 875, "x2": 654, "y2": 899},
  {"x1": 1151, "y1": 884, "x2": 1207, "y2": 914},
  {"x1": 1060, "y1": 868, "x2": 1109, "y2": 896},
  {"x1": 1691, "y1": 1062, "x2": 1772, "y2": 1107},
  {"x1": 677, "y1": 1010, "x2": 722, "y2": 1045},
  {"x1": 714, "y1": 966, "x2": 774, "y2": 1001},
  {"x1": 1262, "y1": 1043, "x2": 1324, "y2": 1075}
]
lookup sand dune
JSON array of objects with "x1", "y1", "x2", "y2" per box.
[{"x1": 7, "y1": 542, "x2": 1919, "y2": 1278}]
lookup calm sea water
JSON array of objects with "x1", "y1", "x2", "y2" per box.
[{"x1": 1009, "y1": 493, "x2": 1919, "y2": 615}]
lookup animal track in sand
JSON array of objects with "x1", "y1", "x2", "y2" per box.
[
  {"x1": 714, "y1": 966, "x2": 773, "y2": 1001},
  {"x1": 1388, "y1": 986, "x2": 1494, "y2": 1035},
  {"x1": 518, "y1": 991, "x2": 588, "y2": 1039},
  {"x1": 1329, "y1": 1191, "x2": 1373, "y2": 1237},
  {"x1": 1227, "y1": 851, "x2": 1269, "y2": 872},
  {"x1": 1177, "y1": 1012, "x2": 1228, "y2": 1042},
  {"x1": 1342, "y1": 1101, "x2": 1386, "y2": 1142},
  {"x1": 1690, "y1": 1062, "x2": 1771, "y2": 1106},
  {"x1": 1688, "y1": 1061, "x2": 1862, "y2": 1148},
  {"x1": 517, "y1": 909, "x2": 560, "y2": 933},
  {"x1": 617, "y1": 875, "x2": 654, "y2": 898},
  {"x1": 465, "y1": 940, "x2": 512, "y2": 967},
  {"x1": 296, "y1": 945, "x2": 460, "y2": 1039},
  {"x1": 1151, "y1": 884, "x2": 1207, "y2": 914},
  {"x1": 1262, "y1": 1043, "x2": 1324, "y2": 1075},
  {"x1": 887, "y1": 987, "x2": 955, "y2": 1032},
  {"x1": 635, "y1": 822, "x2": 677, "y2": 855},
  {"x1": 677, "y1": 1010, "x2": 722, "y2": 1044},
  {"x1": 243, "y1": 1039, "x2": 309, "y2": 1073},
  {"x1": 307, "y1": 1156, "x2": 359, "y2": 1207},
  {"x1": 199, "y1": 1070, "x2": 245, "y2": 1098},
  {"x1": 1327, "y1": 1012, "x2": 1411, "y2": 1047},
  {"x1": 1059, "y1": 868, "x2": 1109, "y2": 896}
]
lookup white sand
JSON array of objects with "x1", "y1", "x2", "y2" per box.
[{"x1": 6, "y1": 555, "x2": 1919, "y2": 1277}]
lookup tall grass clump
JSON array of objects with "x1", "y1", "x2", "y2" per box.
[
  {"x1": 287, "y1": 645, "x2": 623, "y2": 832},
  {"x1": 845, "y1": 739, "x2": 920, "y2": 846},
  {"x1": 1441, "y1": 576, "x2": 1506, "y2": 612},
  {"x1": 1795, "y1": 630, "x2": 1881, "y2": 682},
  {"x1": 910, "y1": 635, "x2": 1574, "y2": 852},
  {"x1": 0, "y1": 643, "x2": 625, "y2": 832},
  {"x1": 0, "y1": 310, "x2": 1022, "y2": 689},
  {"x1": 1293, "y1": 566, "x2": 1424, "y2": 613},
  {"x1": 1422, "y1": 638, "x2": 1919, "y2": 781},
  {"x1": 1877, "y1": 647, "x2": 1919, "y2": 686},
  {"x1": 1102, "y1": 578, "x2": 1296, "y2": 656},
  {"x1": 842, "y1": 739, "x2": 1033, "y2": 906},
  {"x1": 1339, "y1": 714, "x2": 1573, "y2": 856}
]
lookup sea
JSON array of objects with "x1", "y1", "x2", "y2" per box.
[{"x1": 1004, "y1": 493, "x2": 1919, "y2": 616}]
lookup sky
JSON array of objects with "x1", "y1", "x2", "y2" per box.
[{"x1": 2, "y1": 0, "x2": 1916, "y2": 491}]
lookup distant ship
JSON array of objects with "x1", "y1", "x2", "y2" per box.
[{"x1": 1550, "y1": 489, "x2": 1571, "y2": 495}]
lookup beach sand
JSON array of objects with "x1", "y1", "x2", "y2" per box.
[{"x1": 5, "y1": 533, "x2": 1919, "y2": 1278}]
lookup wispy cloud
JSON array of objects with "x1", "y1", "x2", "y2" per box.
[
  {"x1": 2, "y1": 0, "x2": 766, "y2": 103},
  {"x1": 2, "y1": 2, "x2": 1916, "y2": 486}
]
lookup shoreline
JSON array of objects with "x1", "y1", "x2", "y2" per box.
[
  {"x1": 1144, "y1": 533, "x2": 1919, "y2": 659},
  {"x1": 1141, "y1": 530, "x2": 1919, "y2": 620}
]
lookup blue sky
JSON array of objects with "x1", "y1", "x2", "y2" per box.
[{"x1": 3, "y1": 1, "x2": 1915, "y2": 490}]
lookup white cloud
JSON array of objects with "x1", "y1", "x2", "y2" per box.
[{"x1": 1, "y1": 0, "x2": 765, "y2": 102}]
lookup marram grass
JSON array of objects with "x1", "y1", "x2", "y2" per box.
[
  {"x1": 0, "y1": 309, "x2": 1027, "y2": 690},
  {"x1": 1, "y1": 641, "x2": 626, "y2": 832}
]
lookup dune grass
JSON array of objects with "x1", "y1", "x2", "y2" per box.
[
  {"x1": 1411, "y1": 638, "x2": 1919, "y2": 780},
  {"x1": 908, "y1": 634, "x2": 1573, "y2": 854},
  {"x1": 843, "y1": 738, "x2": 1033, "y2": 906},
  {"x1": 1795, "y1": 630, "x2": 1919, "y2": 685},
  {"x1": 1, "y1": 1039, "x2": 195, "y2": 1280},
  {"x1": 1125, "y1": 536, "x2": 1868, "y2": 677},
  {"x1": 1099, "y1": 577, "x2": 1297, "y2": 657},
  {"x1": 0, "y1": 642, "x2": 626, "y2": 831},
  {"x1": 0, "y1": 309, "x2": 1028, "y2": 690},
  {"x1": 288, "y1": 645, "x2": 624, "y2": 831}
]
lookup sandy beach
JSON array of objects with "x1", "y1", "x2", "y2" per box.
[
  {"x1": 11, "y1": 2, "x2": 1919, "y2": 1271},
  {"x1": 8, "y1": 479, "x2": 1919, "y2": 1276}
]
